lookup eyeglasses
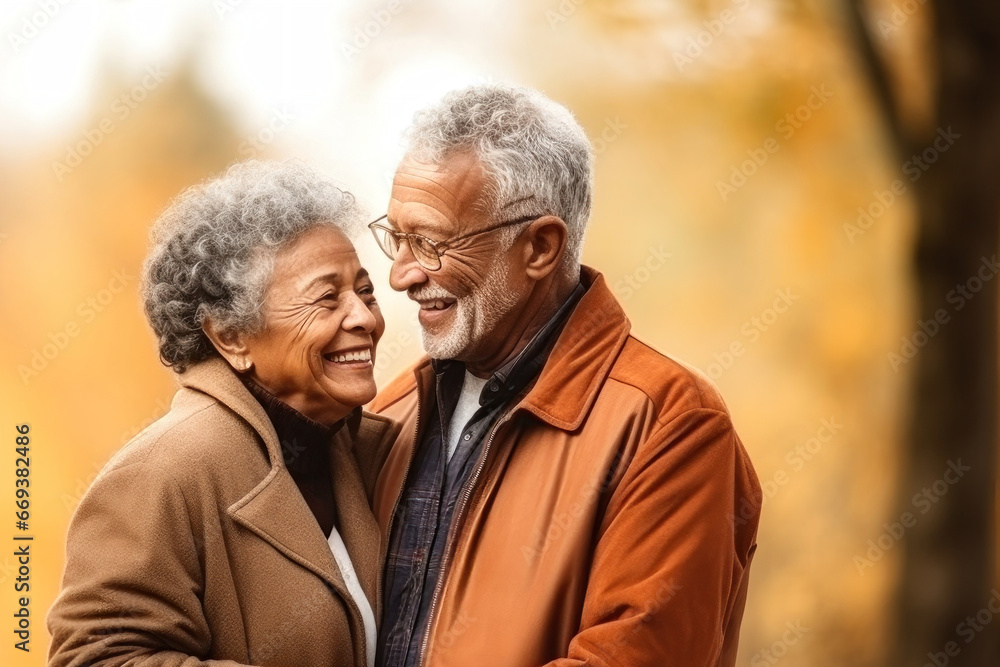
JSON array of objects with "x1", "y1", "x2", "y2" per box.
[{"x1": 368, "y1": 214, "x2": 540, "y2": 271}]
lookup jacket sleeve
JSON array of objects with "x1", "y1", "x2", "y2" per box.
[
  {"x1": 542, "y1": 408, "x2": 761, "y2": 667},
  {"x1": 47, "y1": 457, "x2": 252, "y2": 667}
]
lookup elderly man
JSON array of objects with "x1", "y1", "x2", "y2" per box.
[{"x1": 364, "y1": 83, "x2": 761, "y2": 667}]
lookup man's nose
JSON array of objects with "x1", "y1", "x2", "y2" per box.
[{"x1": 388, "y1": 240, "x2": 428, "y2": 292}]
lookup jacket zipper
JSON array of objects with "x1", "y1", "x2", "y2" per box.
[{"x1": 419, "y1": 407, "x2": 515, "y2": 660}]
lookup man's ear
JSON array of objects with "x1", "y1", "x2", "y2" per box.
[
  {"x1": 203, "y1": 318, "x2": 254, "y2": 372},
  {"x1": 523, "y1": 215, "x2": 568, "y2": 281}
]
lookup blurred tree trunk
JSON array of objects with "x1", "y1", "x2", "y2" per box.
[{"x1": 848, "y1": 1, "x2": 1000, "y2": 664}]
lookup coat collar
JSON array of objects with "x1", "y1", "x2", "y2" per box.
[
  {"x1": 516, "y1": 266, "x2": 631, "y2": 430},
  {"x1": 176, "y1": 357, "x2": 389, "y2": 623},
  {"x1": 376, "y1": 266, "x2": 632, "y2": 432}
]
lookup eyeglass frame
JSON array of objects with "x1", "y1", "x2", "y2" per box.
[{"x1": 367, "y1": 213, "x2": 542, "y2": 271}]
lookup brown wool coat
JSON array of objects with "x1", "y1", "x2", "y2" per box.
[{"x1": 47, "y1": 357, "x2": 398, "y2": 667}]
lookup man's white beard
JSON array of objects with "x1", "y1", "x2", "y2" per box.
[{"x1": 415, "y1": 256, "x2": 520, "y2": 361}]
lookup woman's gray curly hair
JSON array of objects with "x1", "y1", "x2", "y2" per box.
[
  {"x1": 403, "y1": 83, "x2": 594, "y2": 277},
  {"x1": 140, "y1": 160, "x2": 362, "y2": 372}
]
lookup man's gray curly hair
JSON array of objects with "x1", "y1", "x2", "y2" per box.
[
  {"x1": 403, "y1": 83, "x2": 594, "y2": 277},
  {"x1": 140, "y1": 160, "x2": 362, "y2": 372}
]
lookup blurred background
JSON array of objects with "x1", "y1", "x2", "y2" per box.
[{"x1": 1, "y1": 0, "x2": 997, "y2": 665}]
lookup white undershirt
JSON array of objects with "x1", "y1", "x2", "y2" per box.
[
  {"x1": 326, "y1": 527, "x2": 376, "y2": 667},
  {"x1": 446, "y1": 371, "x2": 489, "y2": 462}
]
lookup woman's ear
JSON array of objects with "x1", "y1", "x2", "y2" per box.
[
  {"x1": 203, "y1": 319, "x2": 254, "y2": 372},
  {"x1": 523, "y1": 215, "x2": 568, "y2": 281}
]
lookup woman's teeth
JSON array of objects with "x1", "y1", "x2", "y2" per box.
[{"x1": 328, "y1": 349, "x2": 372, "y2": 363}]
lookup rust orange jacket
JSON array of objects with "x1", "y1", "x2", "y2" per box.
[{"x1": 367, "y1": 267, "x2": 762, "y2": 667}]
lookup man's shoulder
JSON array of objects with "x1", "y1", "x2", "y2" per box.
[
  {"x1": 370, "y1": 357, "x2": 430, "y2": 413},
  {"x1": 608, "y1": 335, "x2": 732, "y2": 422}
]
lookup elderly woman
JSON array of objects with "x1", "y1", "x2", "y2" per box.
[{"x1": 47, "y1": 161, "x2": 397, "y2": 667}]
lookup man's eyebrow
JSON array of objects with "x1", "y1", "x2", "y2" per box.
[
  {"x1": 356, "y1": 267, "x2": 370, "y2": 281},
  {"x1": 385, "y1": 214, "x2": 439, "y2": 237}
]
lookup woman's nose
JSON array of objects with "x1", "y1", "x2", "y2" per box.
[{"x1": 342, "y1": 294, "x2": 376, "y2": 333}]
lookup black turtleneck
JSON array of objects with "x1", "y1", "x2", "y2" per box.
[{"x1": 240, "y1": 376, "x2": 354, "y2": 539}]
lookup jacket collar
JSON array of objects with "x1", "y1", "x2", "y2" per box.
[
  {"x1": 515, "y1": 266, "x2": 631, "y2": 430},
  {"x1": 176, "y1": 357, "x2": 388, "y2": 622},
  {"x1": 379, "y1": 266, "x2": 631, "y2": 432}
]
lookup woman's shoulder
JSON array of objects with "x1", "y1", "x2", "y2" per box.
[{"x1": 100, "y1": 387, "x2": 270, "y2": 488}]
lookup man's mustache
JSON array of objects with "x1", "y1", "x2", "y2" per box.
[{"x1": 408, "y1": 285, "x2": 457, "y2": 301}]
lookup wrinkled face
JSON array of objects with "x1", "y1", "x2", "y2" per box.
[
  {"x1": 386, "y1": 151, "x2": 527, "y2": 362},
  {"x1": 244, "y1": 225, "x2": 384, "y2": 424}
]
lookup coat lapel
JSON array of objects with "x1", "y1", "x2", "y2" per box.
[
  {"x1": 177, "y1": 358, "x2": 382, "y2": 604},
  {"x1": 228, "y1": 462, "x2": 347, "y2": 590}
]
